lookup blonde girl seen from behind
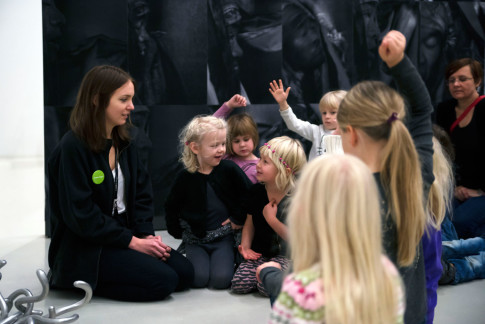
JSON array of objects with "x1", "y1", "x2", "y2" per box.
[
  {"x1": 337, "y1": 72, "x2": 425, "y2": 268},
  {"x1": 269, "y1": 155, "x2": 404, "y2": 324}
]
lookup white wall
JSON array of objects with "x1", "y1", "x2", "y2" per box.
[{"x1": 0, "y1": 0, "x2": 43, "y2": 157}]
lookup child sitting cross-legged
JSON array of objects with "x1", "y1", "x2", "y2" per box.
[{"x1": 231, "y1": 136, "x2": 306, "y2": 295}]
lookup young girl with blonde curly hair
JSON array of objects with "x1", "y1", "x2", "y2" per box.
[
  {"x1": 231, "y1": 136, "x2": 306, "y2": 295},
  {"x1": 269, "y1": 154, "x2": 404, "y2": 324},
  {"x1": 165, "y1": 115, "x2": 252, "y2": 289}
]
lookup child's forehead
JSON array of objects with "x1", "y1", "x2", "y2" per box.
[
  {"x1": 201, "y1": 129, "x2": 226, "y2": 140},
  {"x1": 320, "y1": 105, "x2": 338, "y2": 112}
]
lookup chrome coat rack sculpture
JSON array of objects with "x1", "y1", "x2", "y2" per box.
[{"x1": 0, "y1": 260, "x2": 92, "y2": 323}]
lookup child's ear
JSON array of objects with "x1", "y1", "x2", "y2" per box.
[
  {"x1": 347, "y1": 125, "x2": 359, "y2": 147},
  {"x1": 189, "y1": 142, "x2": 199, "y2": 155}
]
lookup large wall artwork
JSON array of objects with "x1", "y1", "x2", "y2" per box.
[{"x1": 43, "y1": 0, "x2": 485, "y2": 233}]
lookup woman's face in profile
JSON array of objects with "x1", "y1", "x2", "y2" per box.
[{"x1": 105, "y1": 81, "x2": 135, "y2": 132}]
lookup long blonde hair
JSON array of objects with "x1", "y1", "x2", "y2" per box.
[
  {"x1": 427, "y1": 136, "x2": 454, "y2": 230},
  {"x1": 338, "y1": 81, "x2": 426, "y2": 267},
  {"x1": 288, "y1": 155, "x2": 401, "y2": 324},
  {"x1": 178, "y1": 115, "x2": 226, "y2": 173},
  {"x1": 258, "y1": 136, "x2": 307, "y2": 193}
]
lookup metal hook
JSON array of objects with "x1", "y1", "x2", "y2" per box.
[
  {"x1": 4, "y1": 289, "x2": 34, "y2": 316},
  {"x1": 48, "y1": 281, "x2": 92, "y2": 319},
  {"x1": 14, "y1": 270, "x2": 49, "y2": 316}
]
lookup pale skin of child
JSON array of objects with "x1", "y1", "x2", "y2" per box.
[
  {"x1": 105, "y1": 80, "x2": 172, "y2": 261},
  {"x1": 188, "y1": 127, "x2": 243, "y2": 230},
  {"x1": 239, "y1": 154, "x2": 289, "y2": 260},
  {"x1": 268, "y1": 79, "x2": 339, "y2": 131},
  {"x1": 223, "y1": 94, "x2": 259, "y2": 161}
]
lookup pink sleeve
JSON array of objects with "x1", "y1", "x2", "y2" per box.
[{"x1": 213, "y1": 102, "x2": 232, "y2": 119}]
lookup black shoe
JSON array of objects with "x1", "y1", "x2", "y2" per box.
[{"x1": 439, "y1": 258, "x2": 456, "y2": 285}]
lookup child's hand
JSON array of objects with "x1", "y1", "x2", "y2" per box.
[
  {"x1": 226, "y1": 94, "x2": 247, "y2": 109},
  {"x1": 238, "y1": 244, "x2": 262, "y2": 260},
  {"x1": 378, "y1": 30, "x2": 406, "y2": 68},
  {"x1": 222, "y1": 218, "x2": 243, "y2": 230},
  {"x1": 263, "y1": 200, "x2": 278, "y2": 223},
  {"x1": 269, "y1": 79, "x2": 291, "y2": 109}
]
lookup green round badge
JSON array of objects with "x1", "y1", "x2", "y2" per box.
[{"x1": 92, "y1": 170, "x2": 105, "y2": 184}]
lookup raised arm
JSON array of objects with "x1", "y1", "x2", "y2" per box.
[
  {"x1": 269, "y1": 79, "x2": 291, "y2": 111},
  {"x1": 269, "y1": 79, "x2": 321, "y2": 141},
  {"x1": 380, "y1": 30, "x2": 434, "y2": 191},
  {"x1": 213, "y1": 94, "x2": 247, "y2": 119}
]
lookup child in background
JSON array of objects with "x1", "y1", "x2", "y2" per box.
[
  {"x1": 214, "y1": 95, "x2": 260, "y2": 183},
  {"x1": 434, "y1": 127, "x2": 485, "y2": 286},
  {"x1": 269, "y1": 155, "x2": 404, "y2": 324},
  {"x1": 231, "y1": 136, "x2": 306, "y2": 295},
  {"x1": 422, "y1": 134, "x2": 452, "y2": 324},
  {"x1": 269, "y1": 79, "x2": 346, "y2": 160},
  {"x1": 165, "y1": 116, "x2": 252, "y2": 289}
]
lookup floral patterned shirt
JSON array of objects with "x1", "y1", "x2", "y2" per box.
[{"x1": 268, "y1": 256, "x2": 404, "y2": 324}]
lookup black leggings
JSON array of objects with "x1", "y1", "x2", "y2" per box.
[
  {"x1": 95, "y1": 246, "x2": 194, "y2": 301},
  {"x1": 186, "y1": 235, "x2": 235, "y2": 289}
]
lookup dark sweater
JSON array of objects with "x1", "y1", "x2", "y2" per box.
[
  {"x1": 384, "y1": 56, "x2": 434, "y2": 324},
  {"x1": 47, "y1": 130, "x2": 155, "y2": 289},
  {"x1": 165, "y1": 159, "x2": 252, "y2": 239},
  {"x1": 245, "y1": 183, "x2": 289, "y2": 258},
  {"x1": 436, "y1": 98, "x2": 485, "y2": 191}
]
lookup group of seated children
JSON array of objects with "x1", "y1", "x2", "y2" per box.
[
  {"x1": 47, "y1": 28, "x2": 483, "y2": 324},
  {"x1": 165, "y1": 29, "x2": 485, "y2": 324},
  {"x1": 166, "y1": 30, "x2": 429, "y2": 324}
]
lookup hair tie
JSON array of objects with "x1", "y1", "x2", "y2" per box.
[
  {"x1": 387, "y1": 112, "x2": 398, "y2": 124},
  {"x1": 185, "y1": 141, "x2": 189, "y2": 146}
]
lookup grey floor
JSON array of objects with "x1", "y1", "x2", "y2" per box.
[{"x1": 1, "y1": 157, "x2": 484, "y2": 323}]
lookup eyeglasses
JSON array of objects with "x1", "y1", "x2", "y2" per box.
[{"x1": 447, "y1": 77, "x2": 473, "y2": 85}]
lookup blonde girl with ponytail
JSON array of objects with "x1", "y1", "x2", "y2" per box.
[
  {"x1": 269, "y1": 155, "x2": 404, "y2": 324},
  {"x1": 337, "y1": 30, "x2": 434, "y2": 324}
]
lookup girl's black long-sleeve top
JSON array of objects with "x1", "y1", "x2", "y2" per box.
[{"x1": 165, "y1": 160, "x2": 252, "y2": 239}]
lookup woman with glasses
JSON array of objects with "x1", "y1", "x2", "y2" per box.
[{"x1": 436, "y1": 58, "x2": 485, "y2": 239}]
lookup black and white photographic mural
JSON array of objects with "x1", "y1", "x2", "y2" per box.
[{"x1": 44, "y1": 0, "x2": 485, "y2": 233}]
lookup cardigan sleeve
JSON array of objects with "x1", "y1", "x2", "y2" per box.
[
  {"x1": 165, "y1": 171, "x2": 185, "y2": 239},
  {"x1": 131, "y1": 144, "x2": 156, "y2": 236}
]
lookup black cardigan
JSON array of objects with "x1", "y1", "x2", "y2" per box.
[
  {"x1": 165, "y1": 159, "x2": 252, "y2": 239},
  {"x1": 47, "y1": 130, "x2": 154, "y2": 289}
]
